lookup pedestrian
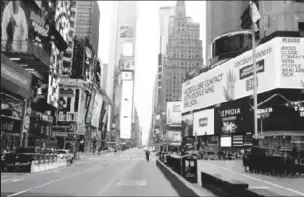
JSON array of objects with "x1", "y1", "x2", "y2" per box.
[{"x1": 145, "y1": 150, "x2": 150, "y2": 162}]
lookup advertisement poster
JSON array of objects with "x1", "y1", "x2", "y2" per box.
[
  {"x1": 91, "y1": 92, "x2": 103, "y2": 128},
  {"x1": 121, "y1": 71, "x2": 133, "y2": 81},
  {"x1": 193, "y1": 108, "x2": 215, "y2": 136},
  {"x1": 123, "y1": 42, "x2": 133, "y2": 57},
  {"x1": 120, "y1": 80, "x2": 134, "y2": 139},
  {"x1": 85, "y1": 89, "x2": 96, "y2": 124},
  {"x1": 84, "y1": 43, "x2": 93, "y2": 81},
  {"x1": 214, "y1": 98, "x2": 253, "y2": 135},
  {"x1": 1, "y1": 1, "x2": 51, "y2": 53},
  {"x1": 220, "y1": 136, "x2": 232, "y2": 147},
  {"x1": 181, "y1": 113, "x2": 193, "y2": 137},
  {"x1": 122, "y1": 57, "x2": 135, "y2": 70},
  {"x1": 258, "y1": 101, "x2": 304, "y2": 132},
  {"x1": 166, "y1": 101, "x2": 182, "y2": 126},
  {"x1": 182, "y1": 37, "x2": 304, "y2": 114},
  {"x1": 58, "y1": 88, "x2": 80, "y2": 114},
  {"x1": 279, "y1": 37, "x2": 304, "y2": 89},
  {"x1": 120, "y1": 26, "x2": 133, "y2": 40},
  {"x1": 167, "y1": 130, "x2": 182, "y2": 142}
]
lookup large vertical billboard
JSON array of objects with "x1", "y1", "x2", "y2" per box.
[
  {"x1": 181, "y1": 113, "x2": 193, "y2": 137},
  {"x1": 166, "y1": 101, "x2": 182, "y2": 126},
  {"x1": 120, "y1": 80, "x2": 134, "y2": 139},
  {"x1": 58, "y1": 87, "x2": 80, "y2": 122},
  {"x1": 48, "y1": 0, "x2": 72, "y2": 108},
  {"x1": 91, "y1": 92, "x2": 103, "y2": 128}
]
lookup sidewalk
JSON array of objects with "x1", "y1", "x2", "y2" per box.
[{"x1": 197, "y1": 160, "x2": 304, "y2": 196}]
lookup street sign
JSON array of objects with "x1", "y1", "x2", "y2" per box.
[{"x1": 52, "y1": 132, "x2": 68, "y2": 137}]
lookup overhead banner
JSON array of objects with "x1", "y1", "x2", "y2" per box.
[
  {"x1": 120, "y1": 80, "x2": 134, "y2": 139},
  {"x1": 166, "y1": 101, "x2": 182, "y2": 126},
  {"x1": 182, "y1": 37, "x2": 304, "y2": 113},
  {"x1": 193, "y1": 108, "x2": 215, "y2": 136}
]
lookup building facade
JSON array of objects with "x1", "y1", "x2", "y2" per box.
[
  {"x1": 75, "y1": 1, "x2": 100, "y2": 54},
  {"x1": 205, "y1": 1, "x2": 304, "y2": 64},
  {"x1": 162, "y1": 1, "x2": 203, "y2": 117},
  {"x1": 106, "y1": 1, "x2": 138, "y2": 142}
]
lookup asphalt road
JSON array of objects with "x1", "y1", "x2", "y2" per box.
[
  {"x1": 1, "y1": 149, "x2": 178, "y2": 196},
  {"x1": 197, "y1": 160, "x2": 304, "y2": 196}
]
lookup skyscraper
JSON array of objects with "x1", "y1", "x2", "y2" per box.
[
  {"x1": 106, "y1": 1, "x2": 138, "y2": 141},
  {"x1": 164, "y1": 1, "x2": 203, "y2": 102},
  {"x1": 75, "y1": 1, "x2": 100, "y2": 54},
  {"x1": 205, "y1": 1, "x2": 247, "y2": 63}
]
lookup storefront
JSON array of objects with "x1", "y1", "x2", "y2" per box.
[
  {"x1": 28, "y1": 109, "x2": 54, "y2": 148},
  {"x1": 1, "y1": 54, "x2": 32, "y2": 151},
  {"x1": 182, "y1": 36, "x2": 304, "y2": 153},
  {"x1": 255, "y1": 89, "x2": 304, "y2": 152}
]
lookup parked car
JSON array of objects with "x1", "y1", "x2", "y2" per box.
[
  {"x1": 4, "y1": 147, "x2": 40, "y2": 172},
  {"x1": 57, "y1": 149, "x2": 74, "y2": 164}
]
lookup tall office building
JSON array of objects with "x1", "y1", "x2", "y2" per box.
[
  {"x1": 75, "y1": 1, "x2": 100, "y2": 54},
  {"x1": 164, "y1": 1, "x2": 203, "y2": 102},
  {"x1": 106, "y1": 1, "x2": 138, "y2": 141},
  {"x1": 205, "y1": 1, "x2": 304, "y2": 63},
  {"x1": 159, "y1": 6, "x2": 175, "y2": 54}
]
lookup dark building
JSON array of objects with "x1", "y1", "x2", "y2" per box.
[{"x1": 75, "y1": 1, "x2": 100, "y2": 54}]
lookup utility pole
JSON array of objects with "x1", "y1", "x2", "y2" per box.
[{"x1": 250, "y1": 1, "x2": 259, "y2": 140}]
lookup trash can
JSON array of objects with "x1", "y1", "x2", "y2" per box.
[
  {"x1": 163, "y1": 153, "x2": 169, "y2": 164},
  {"x1": 181, "y1": 155, "x2": 198, "y2": 183}
]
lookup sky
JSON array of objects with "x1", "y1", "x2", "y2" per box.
[{"x1": 98, "y1": 1, "x2": 206, "y2": 145}]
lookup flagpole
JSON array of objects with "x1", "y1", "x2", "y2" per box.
[{"x1": 251, "y1": 1, "x2": 259, "y2": 140}]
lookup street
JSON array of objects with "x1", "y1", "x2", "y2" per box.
[
  {"x1": 197, "y1": 160, "x2": 304, "y2": 196},
  {"x1": 1, "y1": 149, "x2": 178, "y2": 196}
]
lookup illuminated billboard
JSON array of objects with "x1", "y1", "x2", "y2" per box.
[
  {"x1": 123, "y1": 42, "x2": 133, "y2": 56},
  {"x1": 120, "y1": 80, "x2": 134, "y2": 139},
  {"x1": 121, "y1": 71, "x2": 133, "y2": 81},
  {"x1": 47, "y1": 0, "x2": 72, "y2": 108},
  {"x1": 1, "y1": 1, "x2": 51, "y2": 53}
]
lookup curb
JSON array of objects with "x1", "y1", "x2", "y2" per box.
[{"x1": 156, "y1": 159, "x2": 201, "y2": 197}]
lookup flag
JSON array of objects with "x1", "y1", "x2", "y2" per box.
[{"x1": 250, "y1": 1, "x2": 261, "y2": 32}]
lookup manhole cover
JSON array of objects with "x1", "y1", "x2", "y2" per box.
[{"x1": 116, "y1": 180, "x2": 147, "y2": 186}]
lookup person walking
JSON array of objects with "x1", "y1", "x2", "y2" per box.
[{"x1": 145, "y1": 150, "x2": 150, "y2": 162}]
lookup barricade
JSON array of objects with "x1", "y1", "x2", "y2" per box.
[
  {"x1": 29, "y1": 153, "x2": 68, "y2": 173},
  {"x1": 200, "y1": 171, "x2": 279, "y2": 197}
]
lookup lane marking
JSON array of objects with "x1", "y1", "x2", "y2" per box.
[
  {"x1": 249, "y1": 186, "x2": 270, "y2": 189},
  {"x1": 116, "y1": 180, "x2": 147, "y2": 186},
  {"x1": 202, "y1": 163, "x2": 304, "y2": 196},
  {"x1": 6, "y1": 166, "x2": 95, "y2": 197},
  {"x1": 97, "y1": 161, "x2": 136, "y2": 196}
]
